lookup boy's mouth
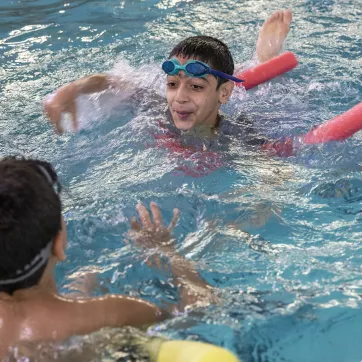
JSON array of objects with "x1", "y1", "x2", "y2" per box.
[{"x1": 175, "y1": 111, "x2": 192, "y2": 120}]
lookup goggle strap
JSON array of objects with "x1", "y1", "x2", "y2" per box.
[
  {"x1": 0, "y1": 241, "x2": 52, "y2": 285},
  {"x1": 208, "y1": 69, "x2": 244, "y2": 83}
]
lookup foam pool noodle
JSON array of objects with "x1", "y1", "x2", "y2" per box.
[
  {"x1": 134, "y1": 336, "x2": 240, "y2": 362},
  {"x1": 156, "y1": 340, "x2": 240, "y2": 362},
  {"x1": 301, "y1": 101, "x2": 362, "y2": 144},
  {"x1": 235, "y1": 51, "x2": 298, "y2": 90}
]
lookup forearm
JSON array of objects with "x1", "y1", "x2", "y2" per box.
[
  {"x1": 169, "y1": 255, "x2": 209, "y2": 290},
  {"x1": 144, "y1": 251, "x2": 213, "y2": 311},
  {"x1": 100, "y1": 295, "x2": 168, "y2": 328},
  {"x1": 167, "y1": 254, "x2": 215, "y2": 311},
  {"x1": 74, "y1": 74, "x2": 113, "y2": 94},
  {"x1": 58, "y1": 74, "x2": 112, "y2": 98},
  {"x1": 146, "y1": 250, "x2": 209, "y2": 290},
  {"x1": 44, "y1": 73, "x2": 127, "y2": 132},
  {"x1": 51, "y1": 73, "x2": 123, "y2": 105}
]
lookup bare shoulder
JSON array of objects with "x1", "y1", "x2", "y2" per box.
[
  {"x1": 0, "y1": 295, "x2": 19, "y2": 359},
  {"x1": 0, "y1": 290, "x2": 165, "y2": 355},
  {"x1": 15, "y1": 292, "x2": 78, "y2": 342},
  {"x1": 0, "y1": 294, "x2": 18, "y2": 329},
  {"x1": 0, "y1": 292, "x2": 79, "y2": 359}
]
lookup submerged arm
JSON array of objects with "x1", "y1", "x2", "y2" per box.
[
  {"x1": 236, "y1": 114, "x2": 295, "y2": 157},
  {"x1": 168, "y1": 254, "x2": 214, "y2": 311}
]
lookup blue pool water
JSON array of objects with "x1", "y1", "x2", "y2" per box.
[{"x1": 1, "y1": 0, "x2": 362, "y2": 361}]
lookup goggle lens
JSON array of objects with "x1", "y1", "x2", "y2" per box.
[
  {"x1": 185, "y1": 62, "x2": 207, "y2": 76},
  {"x1": 162, "y1": 61, "x2": 176, "y2": 74}
]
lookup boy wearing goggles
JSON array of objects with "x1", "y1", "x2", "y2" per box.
[
  {"x1": 0, "y1": 157, "x2": 212, "y2": 360},
  {"x1": 44, "y1": 10, "x2": 292, "y2": 137}
]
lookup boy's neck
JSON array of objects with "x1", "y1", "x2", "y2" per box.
[
  {"x1": 182, "y1": 113, "x2": 221, "y2": 135},
  {"x1": 2, "y1": 275, "x2": 57, "y2": 301},
  {"x1": 0, "y1": 261, "x2": 57, "y2": 300},
  {"x1": 16, "y1": 262, "x2": 59, "y2": 296},
  {"x1": 194, "y1": 113, "x2": 221, "y2": 133},
  {"x1": 205, "y1": 110, "x2": 221, "y2": 129},
  {"x1": 37, "y1": 262, "x2": 58, "y2": 293}
]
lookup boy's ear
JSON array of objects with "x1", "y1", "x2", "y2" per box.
[
  {"x1": 52, "y1": 218, "x2": 67, "y2": 262},
  {"x1": 218, "y1": 81, "x2": 234, "y2": 104}
]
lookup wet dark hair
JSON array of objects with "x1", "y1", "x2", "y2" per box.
[
  {"x1": 0, "y1": 157, "x2": 62, "y2": 294},
  {"x1": 168, "y1": 35, "x2": 235, "y2": 89}
]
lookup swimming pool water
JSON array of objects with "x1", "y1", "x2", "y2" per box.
[{"x1": 1, "y1": 0, "x2": 362, "y2": 361}]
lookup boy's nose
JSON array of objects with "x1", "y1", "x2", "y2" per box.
[{"x1": 174, "y1": 83, "x2": 189, "y2": 104}]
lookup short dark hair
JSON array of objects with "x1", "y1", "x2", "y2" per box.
[
  {"x1": 0, "y1": 157, "x2": 62, "y2": 294},
  {"x1": 168, "y1": 35, "x2": 235, "y2": 88}
]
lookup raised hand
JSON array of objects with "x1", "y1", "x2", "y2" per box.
[
  {"x1": 128, "y1": 202, "x2": 217, "y2": 311},
  {"x1": 44, "y1": 74, "x2": 115, "y2": 133},
  {"x1": 128, "y1": 202, "x2": 179, "y2": 252},
  {"x1": 43, "y1": 83, "x2": 78, "y2": 133}
]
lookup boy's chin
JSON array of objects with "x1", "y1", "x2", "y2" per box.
[{"x1": 172, "y1": 118, "x2": 196, "y2": 131}]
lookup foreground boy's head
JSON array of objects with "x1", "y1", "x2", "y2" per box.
[
  {"x1": 0, "y1": 157, "x2": 66, "y2": 295},
  {"x1": 164, "y1": 36, "x2": 237, "y2": 131}
]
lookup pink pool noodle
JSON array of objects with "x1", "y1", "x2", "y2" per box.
[
  {"x1": 302, "y1": 102, "x2": 362, "y2": 144},
  {"x1": 235, "y1": 51, "x2": 298, "y2": 90}
]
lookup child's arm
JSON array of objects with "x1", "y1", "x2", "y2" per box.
[
  {"x1": 236, "y1": 115, "x2": 295, "y2": 157},
  {"x1": 43, "y1": 74, "x2": 132, "y2": 133},
  {"x1": 129, "y1": 202, "x2": 215, "y2": 311},
  {"x1": 12, "y1": 292, "x2": 167, "y2": 345},
  {"x1": 167, "y1": 254, "x2": 215, "y2": 311}
]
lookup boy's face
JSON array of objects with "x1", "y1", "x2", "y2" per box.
[{"x1": 166, "y1": 56, "x2": 233, "y2": 131}]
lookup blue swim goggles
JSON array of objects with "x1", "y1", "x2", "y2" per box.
[{"x1": 162, "y1": 58, "x2": 243, "y2": 83}]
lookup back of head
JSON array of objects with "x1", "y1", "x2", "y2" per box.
[
  {"x1": 0, "y1": 157, "x2": 62, "y2": 294},
  {"x1": 168, "y1": 35, "x2": 235, "y2": 87}
]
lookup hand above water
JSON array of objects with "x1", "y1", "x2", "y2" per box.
[
  {"x1": 128, "y1": 202, "x2": 179, "y2": 253},
  {"x1": 128, "y1": 202, "x2": 216, "y2": 311},
  {"x1": 43, "y1": 82, "x2": 79, "y2": 134},
  {"x1": 44, "y1": 74, "x2": 115, "y2": 134}
]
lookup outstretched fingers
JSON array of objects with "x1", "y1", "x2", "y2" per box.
[
  {"x1": 134, "y1": 202, "x2": 179, "y2": 231},
  {"x1": 136, "y1": 203, "x2": 153, "y2": 229},
  {"x1": 168, "y1": 208, "x2": 180, "y2": 231},
  {"x1": 130, "y1": 217, "x2": 141, "y2": 231},
  {"x1": 150, "y1": 202, "x2": 162, "y2": 228}
]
